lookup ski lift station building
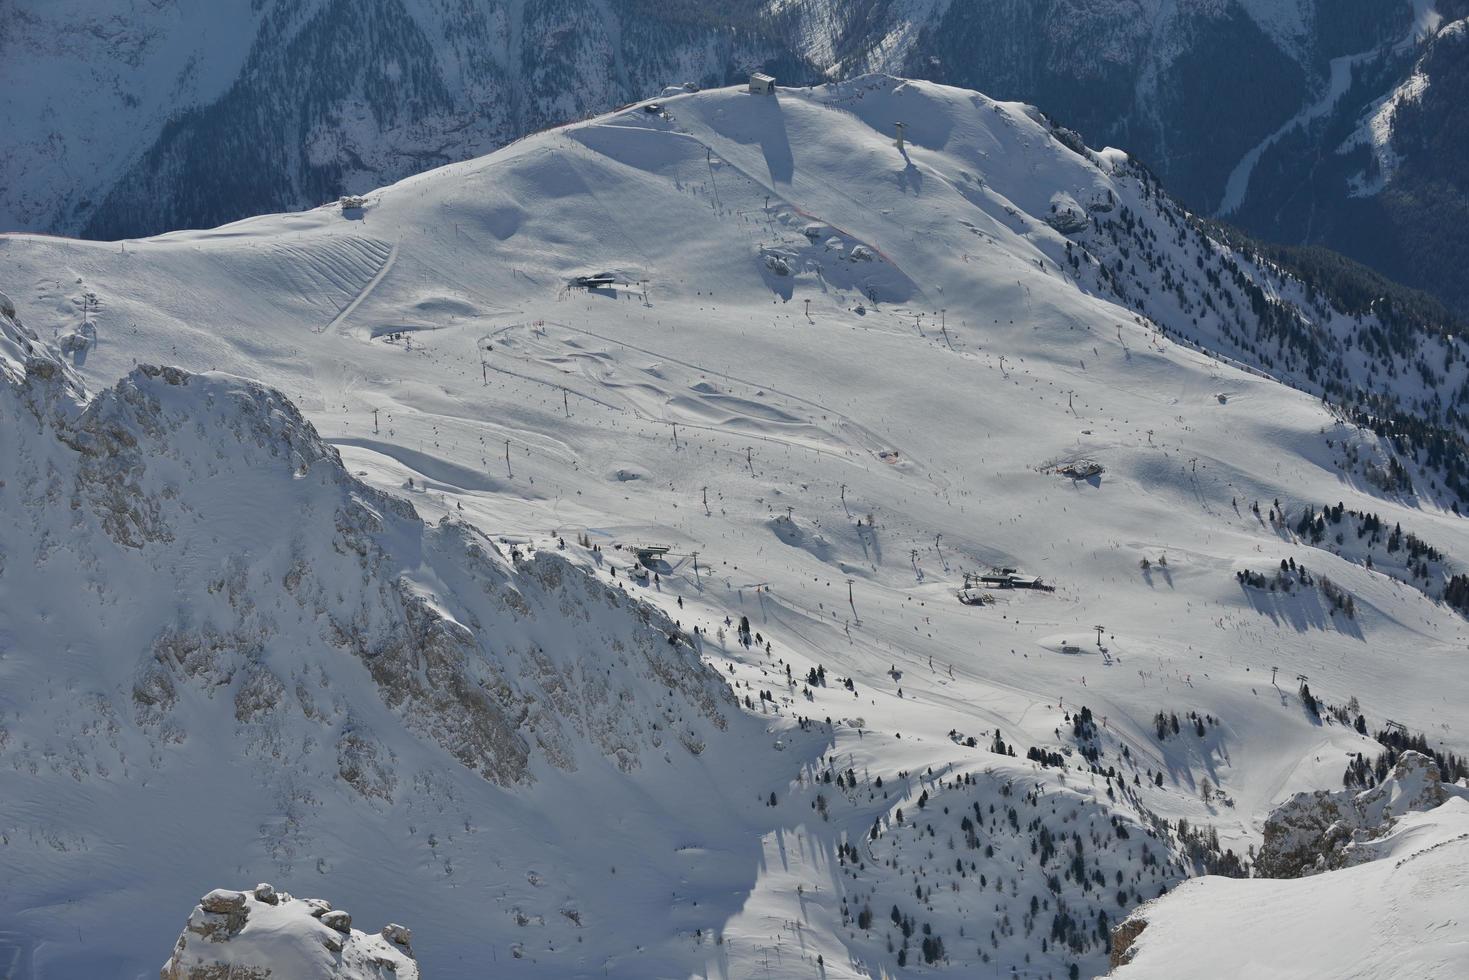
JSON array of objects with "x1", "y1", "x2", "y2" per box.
[
  {"x1": 748, "y1": 73, "x2": 775, "y2": 95},
  {"x1": 977, "y1": 571, "x2": 1050, "y2": 591},
  {"x1": 635, "y1": 544, "x2": 671, "y2": 566}
]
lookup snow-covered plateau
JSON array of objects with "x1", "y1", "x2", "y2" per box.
[{"x1": 1, "y1": 75, "x2": 1467, "y2": 978}]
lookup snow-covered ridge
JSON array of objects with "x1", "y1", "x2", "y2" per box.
[{"x1": 2, "y1": 301, "x2": 734, "y2": 784}]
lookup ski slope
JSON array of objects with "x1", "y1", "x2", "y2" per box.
[{"x1": 2, "y1": 75, "x2": 1468, "y2": 978}]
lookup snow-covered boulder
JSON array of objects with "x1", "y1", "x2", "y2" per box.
[
  {"x1": 200, "y1": 889, "x2": 248, "y2": 915},
  {"x1": 1045, "y1": 192, "x2": 1090, "y2": 233},
  {"x1": 160, "y1": 885, "x2": 417, "y2": 979}
]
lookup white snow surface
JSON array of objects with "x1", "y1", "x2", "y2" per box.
[{"x1": 1, "y1": 75, "x2": 1468, "y2": 979}]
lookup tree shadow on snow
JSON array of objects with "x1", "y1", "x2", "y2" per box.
[{"x1": 1238, "y1": 583, "x2": 1364, "y2": 640}]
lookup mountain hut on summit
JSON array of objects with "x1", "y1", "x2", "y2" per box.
[{"x1": 748, "y1": 73, "x2": 775, "y2": 95}]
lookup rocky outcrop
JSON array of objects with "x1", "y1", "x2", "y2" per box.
[
  {"x1": 1256, "y1": 750, "x2": 1451, "y2": 877},
  {"x1": 1108, "y1": 914, "x2": 1148, "y2": 972},
  {"x1": 160, "y1": 885, "x2": 417, "y2": 979}
]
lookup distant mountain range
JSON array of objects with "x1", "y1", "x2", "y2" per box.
[{"x1": 3, "y1": 0, "x2": 1467, "y2": 314}]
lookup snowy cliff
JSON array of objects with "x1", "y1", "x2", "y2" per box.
[{"x1": 0, "y1": 299, "x2": 733, "y2": 786}]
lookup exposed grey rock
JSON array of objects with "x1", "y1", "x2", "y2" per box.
[
  {"x1": 319, "y1": 909, "x2": 352, "y2": 933},
  {"x1": 1045, "y1": 207, "x2": 1090, "y2": 234},
  {"x1": 1108, "y1": 914, "x2": 1148, "y2": 971},
  {"x1": 336, "y1": 724, "x2": 397, "y2": 801},
  {"x1": 199, "y1": 889, "x2": 247, "y2": 915}
]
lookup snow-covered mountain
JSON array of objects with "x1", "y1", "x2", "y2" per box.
[
  {"x1": 803, "y1": 0, "x2": 1469, "y2": 315},
  {"x1": 9, "y1": 1, "x2": 1469, "y2": 318},
  {"x1": 1217, "y1": 2, "x2": 1469, "y2": 317},
  {"x1": 3, "y1": 75, "x2": 1468, "y2": 978},
  {"x1": 0, "y1": 0, "x2": 799, "y2": 240},
  {"x1": 788, "y1": 0, "x2": 1417, "y2": 204}
]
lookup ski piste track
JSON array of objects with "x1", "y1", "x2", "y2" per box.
[
  {"x1": 476, "y1": 315, "x2": 952, "y2": 485},
  {"x1": 318, "y1": 238, "x2": 398, "y2": 334}
]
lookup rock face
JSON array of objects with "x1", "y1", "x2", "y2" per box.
[
  {"x1": 161, "y1": 885, "x2": 417, "y2": 979},
  {"x1": 1108, "y1": 915, "x2": 1148, "y2": 972},
  {"x1": 1255, "y1": 750, "x2": 1451, "y2": 878}
]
